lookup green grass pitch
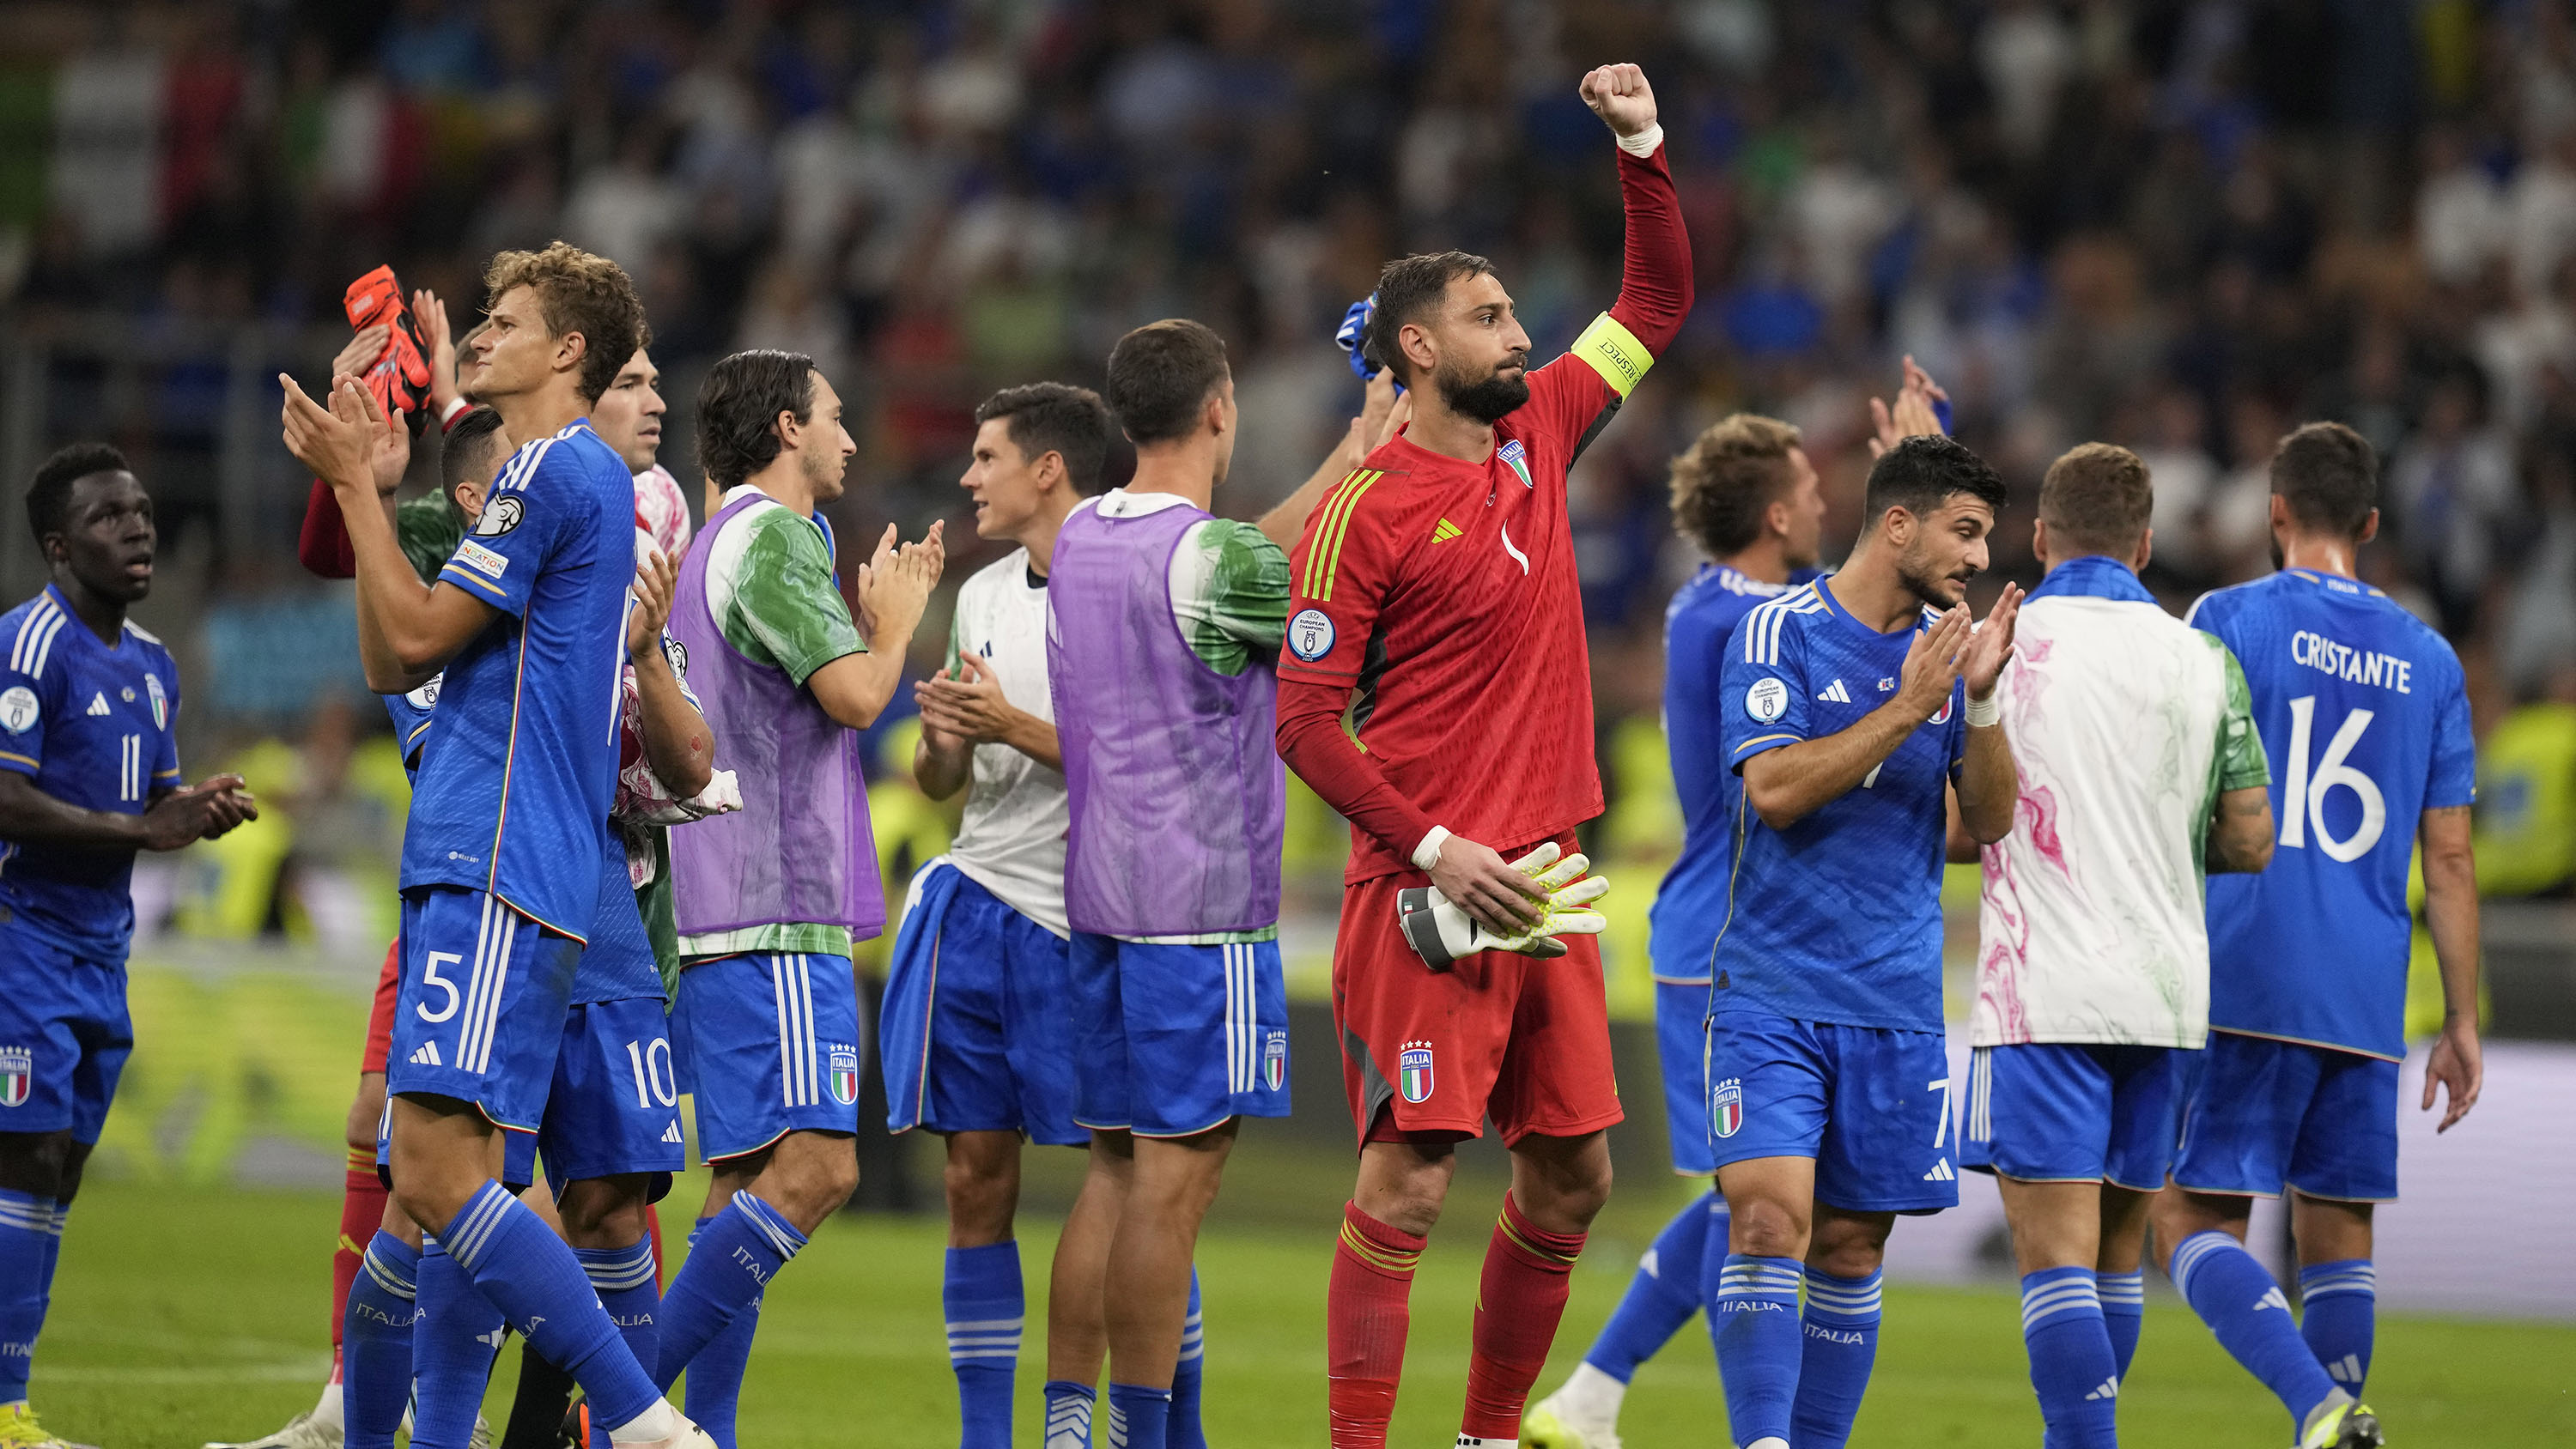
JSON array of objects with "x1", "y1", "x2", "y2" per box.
[{"x1": 33, "y1": 1178, "x2": 2571, "y2": 1447}]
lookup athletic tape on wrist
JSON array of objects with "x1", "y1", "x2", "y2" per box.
[
  {"x1": 1965, "y1": 690, "x2": 2000, "y2": 728},
  {"x1": 1413, "y1": 825, "x2": 1453, "y2": 872}
]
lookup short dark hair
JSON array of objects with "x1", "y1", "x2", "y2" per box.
[
  {"x1": 696, "y1": 350, "x2": 818, "y2": 489},
  {"x1": 1103, "y1": 320, "x2": 1230, "y2": 446},
  {"x1": 2039, "y1": 443, "x2": 2153, "y2": 557},
  {"x1": 1669, "y1": 415, "x2": 1801, "y2": 558},
  {"x1": 28, "y1": 442, "x2": 131, "y2": 544},
  {"x1": 975, "y1": 383, "x2": 1112, "y2": 495},
  {"x1": 1864, "y1": 433, "x2": 2008, "y2": 524},
  {"x1": 441, "y1": 406, "x2": 509, "y2": 504},
  {"x1": 481, "y1": 241, "x2": 647, "y2": 404},
  {"x1": 1363, "y1": 252, "x2": 1495, "y2": 385},
  {"x1": 2269, "y1": 421, "x2": 2378, "y2": 538}
]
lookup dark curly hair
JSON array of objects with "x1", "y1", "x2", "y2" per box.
[
  {"x1": 27, "y1": 442, "x2": 131, "y2": 544},
  {"x1": 1865, "y1": 433, "x2": 2008, "y2": 522}
]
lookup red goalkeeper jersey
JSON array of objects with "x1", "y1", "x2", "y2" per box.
[{"x1": 1278, "y1": 139, "x2": 1690, "y2": 884}]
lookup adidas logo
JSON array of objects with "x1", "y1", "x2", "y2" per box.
[
  {"x1": 2327, "y1": 1353, "x2": 2364, "y2": 1384},
  {"x1": 2083, "y1": 1376, "x2": 2119, "y2": 1401},
  {"x1": 87, "y1": 693, "x2": 111, "y2": 716},
  {"x1": 662, "y1": 1121, "x2": 683, "y2": 1144},
  {"x1": 1640, "y1": 1247, "x2": 1662, "y2": 1280},
  {"x1": 2255, "y1": 1288, "x2": 2291, "y2": 1313},
  {"x1": 1818, "y1": 679, "x2": 1852, "y2": 703},
  {"x1": 1431, "y1": 518, "x2": 1462, "y2": 543},
  {"x1": 409, "y1": 1042, "x2": 443, "y2": 1067},
  {"x1": 1922, "y1": 1159, "x2": 1956, "y2": 1182}
]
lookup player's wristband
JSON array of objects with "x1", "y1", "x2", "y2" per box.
[
  {"x1": 1615, "y1": 124, "x2": 1664, "y2": 158},
  {"x1": 1412, "y1": 825, "x2": 1453, "y2": 872},
  {"x1": 438, "y1": 396, "x2": 472, "y2": 431},
  {"x1": 1965, "y1": 690, "x2": 2000, "y2": 728}
]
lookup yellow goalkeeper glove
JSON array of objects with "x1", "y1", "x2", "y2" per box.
[{"x1": 1395, "y1": 842, "x2": 1609, "y2": 971}]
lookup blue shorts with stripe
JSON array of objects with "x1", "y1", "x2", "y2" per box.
[
  {"x1": 1654, "y1": 979, "x2": 1716, "y2": 1175},
  {"x1": 2172, "y1": 1031, "x2": 2400, "y2": 1203},
  {"x1": 376, "y1": 995, "x2": 678, "y2": 1194},
  {"x1": 0, "y1": 916, "x2": 130, "y2": 1143},
  {"x1": 879, "y1": 861, "x2": 1083, "y2": 1146},
  {"x1": 1705, "y1": 1008, "x2": 1959, "y2": 1214},
  {"x1": 672, "y1": 951, "x2": 865, "y2": 1162},
  {"x1": 386, "y1": 886, "x2": 580, "y2": 1131},
  {"x1": 1069, "y1": 934, "x2": 1290, "y2": 1139},
  {"x1": 1960, "y1": 1042, "x2": 2181, "y2": 1191}
]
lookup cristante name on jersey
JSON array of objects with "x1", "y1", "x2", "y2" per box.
[{"x1": 2290, "y1": 630, "x2": 2414, "y2": 694}]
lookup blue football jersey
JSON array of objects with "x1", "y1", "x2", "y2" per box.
[
  {"x1": 1649, "y1": 563, "x2": 1793, "y2": 984},
  {"x1": 2190, "y1": 569, "x2": 2475, "y2": 1061},
  {"x1": 0, "y1": 585, "x2": 183, "y2": 961},
  {"x1": 1709, "y1": 579, "x2": 1966, "y2": 1032},
  {"x1": 403, "y1": 419, "x2": 634, "y2": 937}
]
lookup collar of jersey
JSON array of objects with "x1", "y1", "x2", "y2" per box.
[
  {"x1": 1812, "y1": 573, "x2": 1924, "y2": 640},
  {"x1": 2028, "y1": 554, "x2": 2158, "y2": 605},
  {"x1": 2282, "y1": 567, "x2": 2385, "y2": 598},
  {"x1": 1710, "y1": 563, "x2": 1789, "y2": 597},
  {"x1": 36, "y1": 582, "x2": 131, "y2": 654}
]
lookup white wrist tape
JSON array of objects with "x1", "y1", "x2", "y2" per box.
[
  {"x1": 1965, "y1": 690, "x2": 2001, "y2": 728},
  {"x1": 1412, "y1": 825, "x2": 1453, "y2": 872},
  {"x1": 1617, "y1": 124, "x2": 1664, "y2": 157}
]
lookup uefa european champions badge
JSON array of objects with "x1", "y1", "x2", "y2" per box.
[
  {"x1": 1745, "y1": 676, "x2": 1789, "y2": 724},
  {"x1": 1712, "y1": 1076, "x2": 1744, "y2": 1137},
  {"x1": 0, "y1": 1046, "x2": 30, "y2": 1108},
  {"x1": 1397, "y1": 1040, "x2": 1435, "y2": 1104},
  {"x1": 829, "y1": 1048, "x2": 860, "y2": 1106},
  {"x1": 1497, "y1": 439, "x2": 1533, "y2": 489},
  {"x1": 0, "y1": 687, "x2": 35, "y2": 734},
  {"x1": 1287, "y1": 608, "x2": 1336, "y2": 663},
  {"x1": 1264, "y1": 1030, "x2": 1288, "y2": 1092},
  {"x1": 145, "y1": 673, "x2": 167, "y2": 731}
]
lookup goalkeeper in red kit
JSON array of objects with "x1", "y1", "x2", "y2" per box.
[{"x1": 1275, "y1": 64, "x2": 1691, "y2": 1449}]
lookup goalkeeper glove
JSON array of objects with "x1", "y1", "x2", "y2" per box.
[{"x1": 1394, "y1": 843, "x2": 1608, "y2": 971}]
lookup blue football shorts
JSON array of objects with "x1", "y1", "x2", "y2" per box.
[
  {"x1": 538, "y1": 996, "x2": 683, "y2": 1195},
  {"x1": 0, "y1": 914, "x2": 131, "y2": 1143},
  {"x1": 375, "y1": 1091, "x2": 538, "y2": 1194},
  {"x1": 2172, "y1": 1030, "x2": 2400, "y2": 1203},
  {"x1": 1705, "y1": 1008, "x2": 1959, "y2": 1214},
  {"x1": 1961, "y1": 1042, "x2": 2181, "y2": 1191},
  {"x1": 1654, "y1": 979, "x2": 1716, "y2": 1176},
  {"x1": 386, "y1": 887, "x2": 580, "y2": 1131},
  {"x1": 1069, "y1": 933, "x2": 1290, "y2": 1139},
  {"x1": 673, "y1": 951, "x2": 866, "y2": 1163},
  {"x1": 879, "y1": 861, "x2": 1083, "y2": 1147}
]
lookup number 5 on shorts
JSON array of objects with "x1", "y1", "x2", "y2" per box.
[{"x1": 417, "y1": 951, "x2": 465, "y2": 1023}]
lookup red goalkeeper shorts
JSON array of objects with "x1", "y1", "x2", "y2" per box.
[
  {"x1": 1331, "y1": 832, "x2": 1623, "y2": 1149},
  {"x1": 361, "y1": 937, "x2": 400, "y2": 1076}
]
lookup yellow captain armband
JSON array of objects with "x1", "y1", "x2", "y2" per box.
[{"x1": 1571, "y1": 312, "x2": 1653, "y2": 397}]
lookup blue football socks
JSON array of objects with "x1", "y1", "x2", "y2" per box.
[
  {"x1": 2169, "y1": 1231, "x2": 2339, "y2": 1432},
  {"x1": 1170, "y1": 1268, "x2": 1206, "y2": 1449},
  {"x1": 1792, "y1": 1266, "x2": 1882, "y2": 1449},
  {"x1": 411, "y1": 1237, "x2": 506, "y2": 1449},
  {"x1": 659, "y1": 1193, "x2": 803, "y2": 1433},
  {"x1": 339, "y1": 1232, "x2": 420, "y2": 1449},
  {"x1": 2298, "y1": 1259, "x2": 2376, "y2": 1395},
  {"x1": 1586, "y1": 1190, "x2": 1720, "y2": 1383},
  {"x1": 945, "y1": 1241, "x2": 1024, "y2": 1449},
  {"x1": 436, "y1": 1180, "x2": 661, "y2": 1433},
  {"x1": 576, "y1": 1240, "x2": 661, "y2": 1449},
  {"x1": 1042, "y1": 1380, "x2": 1097, "y2": 1449},
  {"x1": 2096, "y1": 1270, "x2": 2146, "y2": 1382},
  {"x1": 1105, "y1": 1381, "x2": 1172, "y2": 1449},
  {"x1": 1708, "y1": 1254, "x2": 1802, "y2": 1446},
  {"x1": 0, "y1": 1191, "x2": 54, "y2": 1405},
  {"x1": 2021, "y1": 1267, "x2": 2117, "y2": 1449}
]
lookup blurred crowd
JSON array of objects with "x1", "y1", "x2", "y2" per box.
[{"x1": 4, "y1": 0, "x2": 2574, "y2": 975}]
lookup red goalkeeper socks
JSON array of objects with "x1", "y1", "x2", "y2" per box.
[
  {"x1": 1461, "y1": 1193, "x2": 1586, "y2": 1441},
  {"x1": 332, "y1": 1151, "x2": 389, "y2": 1362},
  {"x1": 1328, "y1": 1202, "x2": 1425, "y2": 1449}
]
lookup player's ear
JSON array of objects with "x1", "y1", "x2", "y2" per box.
[
  {"x1": 2031, "y1": 516, "x2": 2049, "y2": 562},
  {"x1": 1765, "y1": 496, "x2": 1791, "y2": 540},
  {"x1": 555, "y1": 328, "x2": 586, "y2": 379},
  {"x1": 2132, "y1": 525, "x2": 2154, "y2": 573},
  {"x1": 2356, "y1": 507, "x2": 2380, "y2": 545}
]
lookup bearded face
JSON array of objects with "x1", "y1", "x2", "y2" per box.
[{"x1": 1435, "y1": 347, "x2": 1532, "y2": 424}]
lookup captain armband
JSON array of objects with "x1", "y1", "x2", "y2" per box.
[{"x1": 1571, "y1": 312, "x2": 1653, "y2": 398}]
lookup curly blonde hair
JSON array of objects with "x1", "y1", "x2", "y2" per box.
[{"x1": 482, "y1": 242, "x2": 647, "y2": 404}]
